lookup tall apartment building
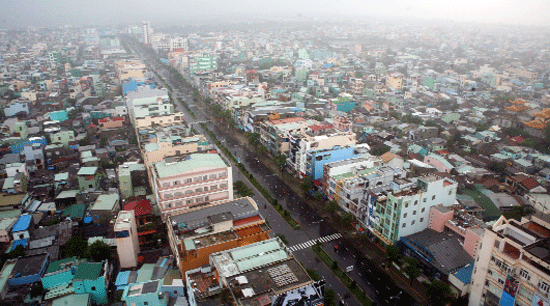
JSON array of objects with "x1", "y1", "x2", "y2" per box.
[
  {"x1": 142, "y1": 21, "x2": 151, "y2": 44},
  {"x1": 150, "y1": 153, "x2": 233, "y2": 216},
  {"x1": 114, "y1": 210, "x2": 139, "y2": 268},
  {"x1": 368, "y1": 175, "x2": 458, "y2": 244},
  {"x1": 188, "y1": 54, "x2": 217, "y2": 74},
  {"x1": 469, "y1": 213, "x2": 550, "y2": 306}
]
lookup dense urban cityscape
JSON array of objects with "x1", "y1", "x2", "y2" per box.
[{"x1": 0, "y1": 10, "x2": 550, "y2": 306}]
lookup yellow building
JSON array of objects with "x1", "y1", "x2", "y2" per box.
[{"x1": 386, "y1": 74, "x2": 403, "y2": 90}]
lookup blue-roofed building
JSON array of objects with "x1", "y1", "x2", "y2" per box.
[
  {"x1": 11, "y1": 214, "x2": 33, "y2": 241},
  {"x1": 8, "y1": 253, "x2": 49, "y2": 286},
  {"x1": 49, "y1": 110, "x2": 69, "y2": 122},
  {"x1": 9, "y1": 238, "x2": 28, "y2": 251},
  {"x1": 449, "y1": 262, "x2": 474, "y2": 297}
]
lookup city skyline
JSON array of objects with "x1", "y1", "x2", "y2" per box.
[{"x1": 2, "y1": 0, "x2": 550, "y2": 29}]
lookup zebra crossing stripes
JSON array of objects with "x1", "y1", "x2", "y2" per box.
[{"x1": 287, "y1": 233, "x2": 343, "y2": 252}]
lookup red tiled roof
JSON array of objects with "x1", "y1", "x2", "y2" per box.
[
  {"x1": 124, "y1": 200, "x2": 152, "y2": 217},
  {"x1": 520, "y1": 177, "x2": 540, "y2": 191},
  {"x1": 435, "y1": 150, "x2": 449, "y2": 155},
  {"x1": 510, "y1": 136, "x2": 525, "y2": 143},
  {"x1": 308, "y1": 124, "x2": 333, "y2": 131},
  {"x1": 233, "y1": 215, "x2": 262, "y2": 227}
]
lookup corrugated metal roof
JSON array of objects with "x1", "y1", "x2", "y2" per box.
[{"x1": 12, "y1": 215, "x2": 32, "y2": 232}]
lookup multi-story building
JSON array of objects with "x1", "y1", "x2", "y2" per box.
[
  {"x1": 115, "y1": 59, "x2": 148, "y2": 81},
  {"x1": 142, "y1": 21, "x2": 151, "y2": 44},
  {"x1": 259, "y1": 117, "x2": 311, "y2": 156},
  {"x1": 305, "y1": 145, "x2": 361, "y2": 180},
  {"x1": 50, "y1": 131, "x2": 76, "y2": 148},
  {"x1": 166, "y1": 197, "x2": 270, "y2": 276},
  {"x1": 287, "y1": 128, "x2": 356, "y2": 178},
  {"x1": 409, "y1": 126, "x2": 439, "y2": 141},
  {"x1": 469, "y1": 213, "x2": 550, "y2": 306},
  {"x1": 333, "y1": 166, "x2": 408, "y2": 228},
  {"x1": 118, "y1": 163, "x2": 148, "y2": 199},
  {"x1": 114, "y1": 210, "x2": 140, "y2": 268},
  {"x1": 386, "y1": 73, "x2": 403, "y2": 90},
  {"x1": 73, "y1": 261, "x2": 112, "y2": 305},
  {"x1": 150, "y1": 153, "x2": 233, "y2": 216},
  {"x1": 188, "y1": 54, "x2": 217, "y2": 75},
  {"x1": 369, "y1": 175, "x2": 458, "y2": 244},
  {"x1": 209, "y1": 237, "x2": 325, "y2": 306}
]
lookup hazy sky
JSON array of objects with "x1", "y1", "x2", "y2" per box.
[{"x1": 2, "y1": 0, "x2": 550, "y2": 28}]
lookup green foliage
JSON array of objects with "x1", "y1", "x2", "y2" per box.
[
  {"x1": 64, "y1": 235, "x2": 89, "y2": 258},
  {"x1": 401, "y1": 114, "x2": 422, "y2": 124},
  {"x1": 8, "y1": 245, "x2": 26, "y2": 259},
  {"x1": 385, "y1": 244, "x2": 401, "y2": 264},
  {"x1": 88, "y1": 240, "x2": 111, "y2": 262},
  {"x1": 324, "y1": 201, "x2": 339, "y2": 214},
  {"x1": 274, "y1": 154, "x2": 287, "y2": 172},
  {"x1": 275, "y1": 234, "x2": 289, "y2": 244},
  {"x1": 299, "y1": 176, "x2": 314, "y2": 194},
  {"x1": 235, "y1": 180, "x2": 255, "y2": 197},
  {"x1": 371, "y1": 145, "x2": 391, "y2": 156},
  {"x1": 311, "y1": 115, "x2": 325, "y2": 122},
  {"x1": 340, "y1": 212, "x2": 354, "y2": 227},
  {"x1": 404, "y1": 257, "x2": 420, "y2": 285},
  {"x1": 426, "y1": 279, "x2": 451, "y2": 306},
  {"x1": 488, "y1": 161, "x2": 506, "y2": 175},
  {"x1": 305, "y1": 269, "x2": 322, "y2": 281},
  {"x1": 324, "y1": 289, "x2": 336, "y2": 306},
  {"x1": 503, "y1": 206, "x2": 534, "y2": 221}
]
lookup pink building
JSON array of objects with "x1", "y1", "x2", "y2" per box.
[
  {"x1": 150, "y1": 153, "x2": 233, "y2": 217},
  {"x1": 428, "y1": 205, "x2": 485, "y2": 257}
]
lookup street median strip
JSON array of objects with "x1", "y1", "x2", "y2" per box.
[
  {"x1": 199, "y1": 123, "x2": 301, "y2": 230},
  {"x1": 312, "y1": 244, "x2": 373, "y2": 306}
]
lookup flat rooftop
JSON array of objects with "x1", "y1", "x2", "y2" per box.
[
  {"x1": 227, "y1": 258, "x2": 312, "y2": 303},
  {"x1": 154, "y1": 153, "x2": 228, "y2": 178},
  {"x1": 10, "y1": 253, "x2": 49, "y2": 279},
  {"x1": 171, "y1": 197, "x2": 258, "y2": 232}
]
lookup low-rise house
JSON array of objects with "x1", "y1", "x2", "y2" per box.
[
  {"x1": 122, "y1": 279, "x2": 167, "y2": 306},
  {"x1": 77, "y1": 167, "x2": 100, "y2": 191},
  {"x1": 89, "y1": 194, "x2": 120, "y2": 226},
  {"x1": 73, "y1": 261, "x2": 112, "y2": 305},
  {"x1": 0, "y1": 217, "x2": 17, "y2": 242},
  {"x1": 11, "y1": 214, "x2": 33, "y2": 241},
  {"x1": 8, "y1": 253, "x2": 49, "y2": 286},
  {"x1": 41, "y1": 257, "x2": 80, "y2": 289}
]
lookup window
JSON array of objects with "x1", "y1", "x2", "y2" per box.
[
  {"x1": 402, "y1": 223, "x2": 406, "y2": 228},
  {"x1": 519, "y1": 268, "x2": 530, "y2": 281},
  {"x1": 403, "y1": 213, "x2": 407, "y2": 218},
  {"x1": 432, "y1": 195, "x2": 435, "y2": 200},
  {"x1": 194, "y1": 176, "x2": 202, "y2": 182},
  {"x1": 176, "y1": 201, "x2": 182, "y2": 206},
  {"x1": 185, "y1": 190, "x2": 193, "y2": 195},
  {"x1": 91, "y1": 286, "x2": 96, "y2": 291},
  {"x1": 195, "y1": 188, "x2": 202, "y2": 193},
  {"x1": 414, "y1": 200, "x2": 418, "y2": 205},
  {"x1": 219, "y1": 172, "x2": 227, "y2": 178},
  {"x1": 166, "y1": 203, "x2": 171, "y2": 208},
  {"x1": 211, "y1": 185, "x2": 217, "y2": 190},
  {"x1": 203, "y1": 186, "x2": 208, "y2": 191},
  {"x1": 498, "y1": 278, "x2": 505, "y2": 285},
  {"x1": 185, "y1": 178, "x2": 192, "y2": 184},
  {"x1": 173, "y1": 181, "x2": 180, "y2": 186},
  {"x1": 421, "y1": 208, "x2": 425, "y2": 213},
  {"x1": 144, "y1": 302, "x2": 149, "y2": 305},
  {"x1": 204, "y1": 196, "x2": 209, "y2": 201},
  {"x1": 411, "y1": 220, "x2": 415, "y2": 225},
  {"x1": 220, "y1": 183, "x2": 227, "y2": 188},
  {"x1": 203, "y1": 175, "x2": 208, "y2": 180},
  {"x1": 174, "y1": 192, "x2": 182, "y2": 197},
  {"x1": 413, "y1": 210, "x2": 417, "y2": 215},
  {"x1": 404, "y1": 202, "x2": 409, "y2": 208},
  {"x1": 209, "y1": 174, "x2": 217, "y2": 179},
  {"x1": 162, "y1": 182, "x2": 170, "y2": 188},
  {"x1": 485, "y1": 280, "x2": 489, "y2": 286},
  {"x1": 164, "y1": 194, "x2": 172, "y2": 199},
  {"x1": 420, "y1": 218, "x2": 424, "y2": 222},
  {"x1": 539, "y1": 281, "x2": 550, "y2": 293},
  {"x1": 423, "y1": 198, "x2": 427, "y2": 203},
  {"x1": 186, "y1": 199, "x2": 193, "y2": 204}
]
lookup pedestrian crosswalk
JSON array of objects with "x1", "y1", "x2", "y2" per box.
[{"x1": 287, "y1": 233, "x2": 343, "y2": 252}]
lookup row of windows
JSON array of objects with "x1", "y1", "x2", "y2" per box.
[
  {"x1": 165, "y1": 196, "x2": 210, "y2": 208},
  {"x1": 162, "y1": 172, "x2": 227, "y2": 188},
  {"x1": 163, "y1": 184, "x2": 226, "y2": 199},
  {"x1": 403, "y1": 208, "x2": 426, "y2": 218},
  {"x1": 402, "y1": 218, "x2": 424, "y2": 228}
]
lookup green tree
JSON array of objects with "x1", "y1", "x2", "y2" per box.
[
  {"x1": 246, "y1": 132, "x2": 261, "y2": 150},
  {"x1": 88, "y1": 240, "x2": 111, "y2": 262},
  {"x1": 64, "y1": 235, "x2": 89, "y2": 258},
  {"x1": 274, "y1": 154, "x2": 287, "y2": 173},
  {"x1": 385, "y1": 244, "x2": 401, "y2": 264},
  {"x1": 371, "y1": 145, "x2": 391, "y2": 156},
  {"x1": 299, "y1": 176, "x2": 314, "y2": 194},
  {"x1": 9, "y1": 245, "x2": 26, "y2": 259},
  {"x1": 404, "y1": 257, "x2": 420, "y2": 285},
  {"x1": 488, "y1": 161, "x2": 506, "y2": 175},
  {"x1": 340, "y1": 212, "x2": 354, "y2": 227},
  {"x1": 324, "y1": 289, "x2": 336, "y2": 306},
  {"x1": 100, "y1": 137, "x2": 108, "y2": 148},
  {"x1": 324, "y1": 201, "x2": 339, "y2": 214},
  {"x1": 426, "y1": 280, "x2": 451, "y2": 306}
]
